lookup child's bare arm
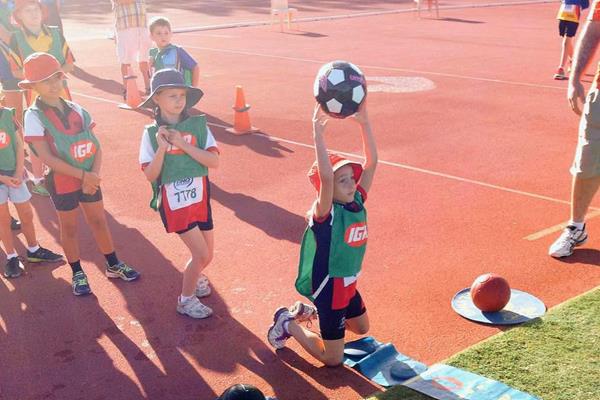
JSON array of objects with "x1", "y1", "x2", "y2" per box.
[
  {"x1": 191, "y1": 65, "x2": 200, "y2": 87},
  {"x1": 14, "y1": 129, "x2": 24, "y2": 182},
  {"x1": 353, "y1": 102, "x2": 378, "y2": 193},
  {"x1": 143, "y1": 127, "x2": 169, "y2": 182},
  {"x1": 30, "y1": 141, "x2": 86, "y2": 180},
  {"x1": 313, "y1": 104, "x2": 333, "y2": 219}
]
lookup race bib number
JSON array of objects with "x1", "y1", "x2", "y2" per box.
[{"x1": 165, "y1": 177, "x2": 203, "y2": 211}]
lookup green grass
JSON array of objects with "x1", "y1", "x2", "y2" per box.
[{"x1": 366, "y1": 287, "x2": 600, "y2": 400}]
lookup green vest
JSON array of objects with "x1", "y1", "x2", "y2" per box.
[
  {"x1": 29, "y1": 102, "x2": 99, "y2": 171},
  {"x1": 149, "y1": 45, "x2": 193, "y2": 86},
  {"x1": 295, "y1": 191, "x2": 368, "y2": 300},
  {"x1": 146, "y1": 115, "x2": 209, "y2": 210},
  {"x1": 13, "y1": 26, "x2": 65, "y2": 64},
  {"x1": 0, "y1": 107, "x2": 17, "y2": 172}
]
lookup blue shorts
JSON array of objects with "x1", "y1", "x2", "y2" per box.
[
  {"x1": 559, "y1": 20, "x2": 579, "y2": 38},
  {"x1": 0, "y1": 181, "x2": 32, "y2": 204}
]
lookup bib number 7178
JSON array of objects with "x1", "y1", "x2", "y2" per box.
[{"x1": 165, "y1": 177, "x2": 203, "y2": 210}]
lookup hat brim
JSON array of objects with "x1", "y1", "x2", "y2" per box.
[
  {"x1": 139, "y1": 84, "x2": 203, "y2": 109},
  {"x1": 332, "y1": 159, "x2": 363, "y2": 182},
  {"x1": 18, "y1": 70, "x2": 66, "y2": 90}
]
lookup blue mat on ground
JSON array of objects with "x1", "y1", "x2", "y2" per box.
[
  {"x1": 403, "y1": 364, "x2": 540, "y2": 399},
  {"x1": 343, "y1": 337, "x2": 427, "y2": 387},
  {"x1": 452, "y1": 288, "x2": 546, "y2": 325}
]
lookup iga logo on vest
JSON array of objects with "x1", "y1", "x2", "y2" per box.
[
  {"x1": 0, "y1": 131, "x2": 10, "y2": 149},
  {"x1": 70, "y1": 140, "x2": 96, "y2": 162},
  {"x1": 167, "y1": 133, "x2": 197, "y2": 155},
  {"x1": 345, "y1": 223, "x2": 368, "y2": 247}
]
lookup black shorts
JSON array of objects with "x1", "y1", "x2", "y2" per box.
[
  {"x1": 314, "y1": 286, "x2": 367, "y2": 341},
  {"x1": 559, "y1": 20, "x2": 579, "y2": 38},
  {"x1": 46, "y1": 173, "x2": 103, "y2": 212}
]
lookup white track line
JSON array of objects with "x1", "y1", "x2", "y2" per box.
[
  {"x1": 71, "y1": 90, "x2": 592, "y2": 215},
  {"x1": 172, "y1": 1, "x2": 554, "y2": 33},
  {"x1": 524, "y1": 209, "x2": 600, "y2": 241},
  {"x1": 182, "y1": 45, "x2": 565, "y2": 91}
]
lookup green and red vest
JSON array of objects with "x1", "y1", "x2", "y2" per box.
[
  {"x1": 145, "y1": 114, "x2": 209, "y2": 210},
  {"x1": 149, "y1": 45, "x2": 193, "y2": 86},
  {"x1": 0, "y1": 107, "x2": 17, "y2": 173},
  {"x1": 13, "y1": 25, "x2": 65, "y2": 64},
  {"x1": 28, "y1": 102, "x2": 99, "y2": 171},
  {"x1": 295, "y1": 191, "x2": 368, "y2": 301}
]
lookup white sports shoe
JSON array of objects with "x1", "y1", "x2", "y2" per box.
[
  {"x1": 177, "y1": 296, "x2": 213, "y2": 319},
  {"x1": 267, "y1": 307, "x2": 293, "y2": 349},
  {"x1": 289, "y1": 301, "x2": 318, "y2": 323},
  {"x1": 548, "y1": 225, "x2": 588, "y2": 258},
  {"x1": 195, "y1": 274, "x2": 211, "y2": 298}
]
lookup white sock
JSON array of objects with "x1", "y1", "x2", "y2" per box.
[
  {"x1": 179, "y1": 295, "x2": 195, "y2": 303},
  {"x1": 569, "y1": 221, "x2": 585, "y2": 230},
  {"x1": 31, "y1": 178, "x2": 44, "y2": 185},
  {"x1": 6, "y1": 252, "x2": 18, "y2": 260},
  {"x1": 27, "y1": 245, "x2": 40, "y2": 253}
]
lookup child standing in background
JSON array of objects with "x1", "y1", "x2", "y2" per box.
[{"x1": 555, "y1": 0, "x2": 589, "y2": 80}]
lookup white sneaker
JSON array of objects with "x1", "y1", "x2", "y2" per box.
[
  {"x1": 177, "y1": 296, "x2": 213, "y2": 319},
  {"x1": 548, "y1": 225, "x2": 588, "y2": 258},
  {"x1": 289, "y1": 301, "x2": 318, "y2": 323},
  {"x1": 195, "y1": 274, "x2": 211, "y2": 298},
  {"x1": 267, "y1": 307, "x2": 293, "y2": 349}
]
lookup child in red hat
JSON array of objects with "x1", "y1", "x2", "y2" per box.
[
  {"x1": 10, "y1": 0, "x2": 75, "y2": 197},
  {"x1": 267, "y1": 102, "x2": 378, "y2": 366},
  {"x1": 20, "y1": 52, "x2": 140, "y2": 296}
]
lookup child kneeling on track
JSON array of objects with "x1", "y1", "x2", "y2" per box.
[
  {"x1": 139, "y1": 68, "x2": 219, "y2": 319},
  {"x1": 267, "y1": 102, "x2": 378, "y2": 366},
  {"x1": 0, "y1": 104, "x2": 62, "y2": 278},
  {"x1": 20, "y1": 52, "x2": 140, "y2": 295}
]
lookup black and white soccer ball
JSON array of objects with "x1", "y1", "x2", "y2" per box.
[{"x1": 314, "y1": 61, "x2": 367, "y2": 119}]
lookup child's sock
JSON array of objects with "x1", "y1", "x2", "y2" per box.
[
  {"x1": 104, "y1": 252, "x2": 119, "y2": 267},
  {"x1": 179, "y1": 295, "x2": 194, "y2": 303},
  {"x1": 6, "y1": 252, "x2": 18, "y2": 260},
  {"x1": 27, "y1": 244, "x2": 40, "y2": 253},
  {"x1": 69, "y1": 260, "x2": 83, "y2": 274},
  {"x1": 568, "y1": 221, "x2": 585, "y2": 230}
]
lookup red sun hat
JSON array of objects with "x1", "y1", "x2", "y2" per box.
[
  {"x1": 18, "y1": 52, "x2": 65, "y2": 90},
  {"x1": 308, "y1": 153, "x2": 363, "y2": 192}
]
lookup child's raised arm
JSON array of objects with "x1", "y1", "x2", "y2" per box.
[
  {"x1": 353, "y1": 102, "x2": 378, "y2": 193},
  {"x1": 313, "y1": 104, "x2": 333, "y2": 219}
]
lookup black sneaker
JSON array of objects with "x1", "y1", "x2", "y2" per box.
[
  {"x1": 4, "y1": 257, "x2": 23, "y2": 279},
  {"x1": 27, "y1": 247, "x2": 63, "y2": 263},
  {"x1": 72, "y1": 271, "x2": 92, "y2": 296},
  {"x1": 10, "y1": 217, "x2": 21, "y2": 231},
  {"x1": 106, "y1": 262, "x2": 140, "y2": 281}
]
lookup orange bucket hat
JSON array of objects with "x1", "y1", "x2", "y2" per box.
[
  {"x1": 18, "y1": 52, "x2": 65, "y2": 90},
  {"x1": 308, "y1": 153, "x2": 363, "y2": 192}
]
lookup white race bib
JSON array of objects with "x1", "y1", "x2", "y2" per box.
[{"x1": 165, "y1": 177, "x2": 203, "y2": 211}]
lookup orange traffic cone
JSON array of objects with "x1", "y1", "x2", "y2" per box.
[
  {"x1": 118, "y1": 67, "x2": 142, "y2": 110},
  {"x1": 226, "y1": 85, "x2": 258, "y2": 135}
]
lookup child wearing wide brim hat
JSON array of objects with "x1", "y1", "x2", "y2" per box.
[
  {"x1": 138, "y1": 68, "x2": 219, "y2": 319},
  {"x1": 19, "y1": 52, "x2": 141, "y2": 296}
]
